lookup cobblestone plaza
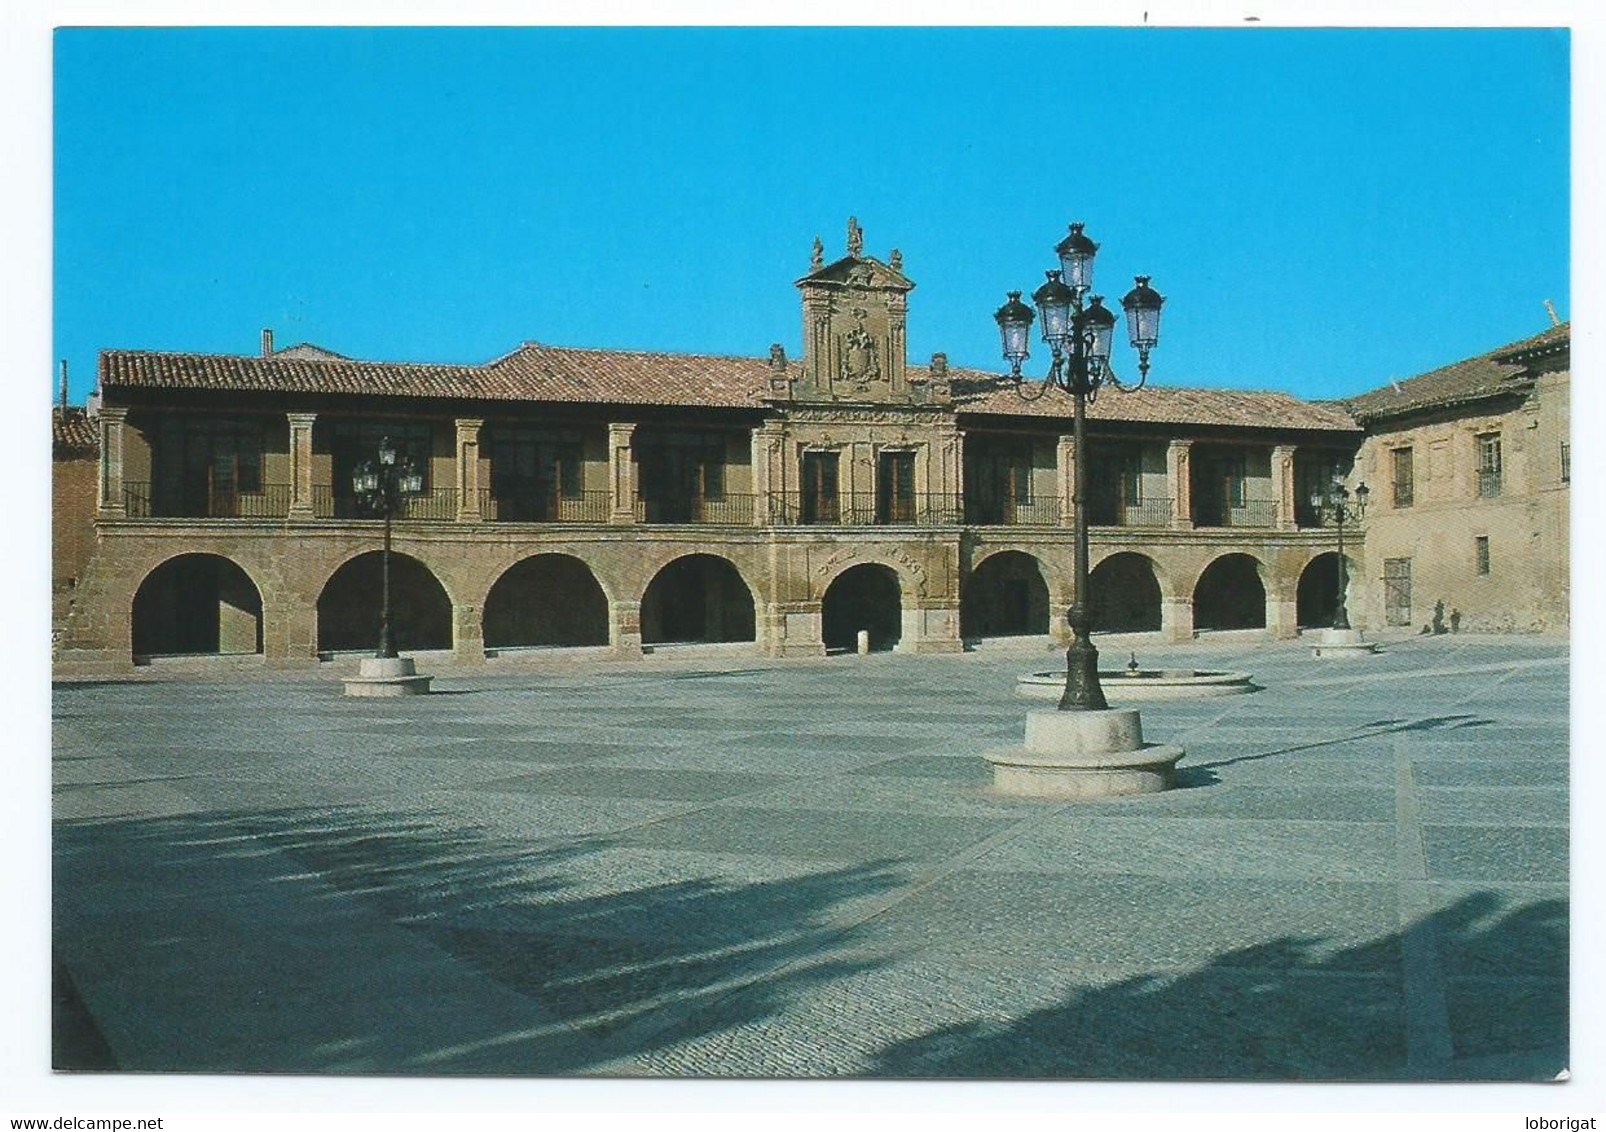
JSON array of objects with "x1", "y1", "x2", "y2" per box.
[{"x1": 52, "y1": 634, "x2": 1567, "y2": 1080}]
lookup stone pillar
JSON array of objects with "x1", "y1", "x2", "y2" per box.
[
  {"x1": 1161, "y1": 597, "x2": 1194, "y2": 643},
  {"x1": 455, "y1": 418, "x2": 485, "y2": 522},
  {"x1": 287, "y1": 412, "x2": 317, "y2": 520},
  {"x1": 1272, "y1": 444, "x2": 1297, "y2": 531},
  {"x1": 1266, "y1": 595, "x2": 1300, "y2": 640},
  {"x1": 776, "y1": 602, "x2": 825, "y2": 658},
  {"x1": 453, "y1": 601, "x2": 487, "y2": 663},
  {"x1": 262, "y1": 602, "x2": 320, "y2": 667},
  {"x1": 97, "y1": 406, "x2": 128, "y2": 518},
  {"x1": 611, "y1": 599, "x2": 643, "y2": 657},
  {"x1": 903, "y1": 601, "x2": 964, "y2": 654},
  {"x1": 1167, "y1": 439, "x2": 1193, "y2": 529},
  {"x1": 1056, "y1": 434, "x2": 1076, "y2": 528},
  {"x1": 751, "y1": 423, "x2": 780, "y2": 527},
  {"x1": 934, "y1": 422, "x2": 963, "y2": 522},
  {"x1": 608, "y1": 422, "x2": 638, "y2": 523}
]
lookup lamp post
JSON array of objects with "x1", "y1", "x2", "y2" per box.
[
  {"x1": 994, "y1": 222, "x2": 1165, "y2": 711},
  {"x1": 1308, "y1": 476, "x2": 1369, "y2": 631},
  {"x1": 350, "y1": 435, "x2": 424, "y2": 659}
]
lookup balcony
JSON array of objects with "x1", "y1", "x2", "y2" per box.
[
  {"x1": 1477, "y1": 469, "x2": 1502, "y2": 498},
  {"x1": 771, "y1": 492, "x2": 964, "y2": 527},
  {"x1": 965, "y1": 496, "x2": 1061, "y2": 526},
  {"x1": 1192, "y1": 500, "x2": 1278, "y2": 529},
  {"x1": 485, "y1": 489, "x2": 610, "y2": 523},
  {"x1": 1088, "y1": 496, "x2": 1172, "y2": 528},
  {"x1": 122, "y1": 482, "x2": 292, "y2": 519},
  {"x1": 312, "y1": 485, "x2": 461, "y2": 521},
  {"x1": 636, "y1": 494, "x2": 755, "y2": 525}
]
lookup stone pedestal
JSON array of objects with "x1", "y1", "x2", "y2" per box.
[
  {"x1": 985, "y1": 708, "x2": 1184, "y2": 799},
  {"x1": 1309, "y1": 627, "x2": 1381, "y2": 659},
  {"x1": 343, "y1": 656, "x2": 432, "y2": 697}
]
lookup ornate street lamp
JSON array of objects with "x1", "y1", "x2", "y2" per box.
[
  {"x1": 1308, "y1": 476, "x2": 1369, "y2": 631},
  {"x1": 994, "y1": 221, "x2": 1165, "y2": 711},
  {"x1": 350, "y1": 435, "x2": 425, "y2": 659}
]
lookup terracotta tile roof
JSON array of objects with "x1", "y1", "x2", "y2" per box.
[
  {"x1": 1345, "y1": 323, "x2": 1569, "y2": 423},
  {"x1": 484, "y1": 343, "x2": 777, "y2": 408},
  {"x1": 100, "y1": 341, "x2": 1359, "y2": 432},
  {"x1": 939, "y1": 366, "x2": 1362, "y2": 432},
  {"x1": 52, "y1": 407, "x2": 99, "y2": 455}
]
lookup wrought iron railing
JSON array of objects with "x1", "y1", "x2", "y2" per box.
[
  {"x1": 485, "y1": 489, "x2": 610, "y2": 523},
  {"x1": 120, "y1": 481, "x2": 292, "y2": 519},
  {"x1": 1192, "y1": 499, "x2": 1278, "y2": 529},
  {"x1": 635, "y1": 493, "x2": 755, "y2": 525},
  {"x1": 313, "y1": 485, "x2": 461, "y2": 520},
  {"x1": 1477, "y1": 469, "x2": 1502, "y2": 498},
  {"x1": 1089, "y1": 495, "x2": 1172, "y2": 528},
  {"x1": 770, "y1": 492, "x2": 965, "y2": 526},
  {"x1": 966, "y1": 496, "x2": 1062, "y2": 526}
]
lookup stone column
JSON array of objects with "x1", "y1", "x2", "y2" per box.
[
  {"x1": 611, "y1": 599, "x2": 643, "y2": 657},
  {"x1": 776, "y1": 602, "x2": 825, "y2": 658},
  {"x1": 933, "y1": 423, "x2": 963, "y2": 522},
  {"x1": 608, "y1": 422, "x2": 638, "y2": 524},
  {"x1": 902, "y1": 601, "x2": 964, "y2": 654},
  {"x1": 751, "y1": 423, "x2": 778, "y2": 527},
  {"x1": 262, "y1": 602, "x2": 319, "y2": 667},
  {"x1": 453, "y1": 602, "x2": 487, "y2": 663},
  {"x1": 1161, "y1": 597, "x2": 1194, "y2": 643},
  {"x1": 1266, "y1": 593, "x2": 1300, "y2": 640},
  {"x1": 455, "y1": 418, "x2": 485, "y2": 522},
  {"x1": 1167, "y1": 439, "x2": 1193, "y2": 529},
  {"x1": 1272, "y1": 444, "x2": 1297, "y2": 531},
  {"x1": 97, "y1": 406, "x2": 129, "y2": 518},
  {"x1": 1056, "y1": 434, "x2": 1076, "y2": 528},
  {"x1": 287, "y1": 412, "x2": 317, "y2": 520}
]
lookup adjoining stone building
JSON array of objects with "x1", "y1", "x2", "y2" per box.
[
  {"x1": 53, "y1": 222, "x2": 1385, "y2": 675},
  {"x1": 1346, "y1": 323, "x2": 1570, "y2": 635}
]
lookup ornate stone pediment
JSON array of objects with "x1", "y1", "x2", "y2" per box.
[
  {"x1": 795, "y1": 254, "x2": 913, "y2": 293},
  {"x1": 791, "y1": 217, "x2": 918, "y2": 406}
]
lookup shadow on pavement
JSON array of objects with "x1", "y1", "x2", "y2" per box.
[
  {"x1": 54, "y1": 803, "x2": 906, "y2": 1074},
  {"x1": 867, "y1": 890, "x2": 1566, "y2": 1081}
]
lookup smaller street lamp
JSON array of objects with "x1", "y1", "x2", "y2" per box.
[
  {"x1": 351, "y1": 436, "x2": 425, "y2": 659},
  {"x1": 1308, "y1": 476, "x2": 1369, "y2": 631}
]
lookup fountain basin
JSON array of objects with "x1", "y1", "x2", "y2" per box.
[{"x1": 1016, "y1": 668, "x2": 1254, "y2": 701}]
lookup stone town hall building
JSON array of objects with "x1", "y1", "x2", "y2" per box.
[{"x1": 50, "y1": 224, "x2": 1563, "y2": 675}]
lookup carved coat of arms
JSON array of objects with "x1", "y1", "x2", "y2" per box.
[{"x1": 841, "y1": 309, "x2": 882, "y2": 388}]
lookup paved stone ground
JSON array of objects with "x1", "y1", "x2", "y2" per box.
[{"x1": 51, "y1": 633, "x2": 1568, "y2": 1081}]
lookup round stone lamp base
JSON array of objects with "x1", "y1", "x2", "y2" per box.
[
  {"x1": 985, "y1": 708, "x2": 1185, "y2": 799},
  {"x1": 343, "y1": 655, "x2": 433, "y2": 697}
]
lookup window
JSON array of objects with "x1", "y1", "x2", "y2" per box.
[
  {"x1": 1384, "y1": 557, "x2": 1413, "y2": 626},
  {"x1": 800, "y1": 450, "x2": 840, "y2": 524},
  {"x1": 878, "y1": 451, "x2": 916, "y2": 524},
  {"x1": 1476, "y1": 433, "x2": 1502, "y2": 497},
  {"x1": 1475, "y1": 535, "x2": 1490, "y2": 576},
  {"x1": 331, "y1": 421, "x2": 433, "y2": 493},
  {"x1": 1561, "y1": 442, "x2": 1570, "y2": 484},
  {"x1": 1391, "y1": 447, "x2": 1414, "y2": 507}
]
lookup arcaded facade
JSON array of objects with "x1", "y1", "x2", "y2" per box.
[{"x1": 54, "y1": 223, "x2": 1380, "y2": 675}]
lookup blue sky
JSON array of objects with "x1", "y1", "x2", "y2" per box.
[{"x1": 53, "y1": 26, "x2": 1569, "y2": 404}]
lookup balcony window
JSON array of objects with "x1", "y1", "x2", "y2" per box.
[
  {"x1": 638, "y1": 432, "x2": 730, "y2": 523},
  {"x1": 1391, "y1": 447, "x2": 1414, "y2": 508},
  {"x1": 1561, "y1": 442, "x2": 1570, "y2": 484},
  {"x1": 490, "y1": 427, "x2": 584, "y2": 521},
  {"x1": 1476, "y1": 433, "x2": 1502, "y2": 497},
  {"x1": 800, "y1": 450, "x2": 840, "y2": 524},
  {"x1": 157, "y1": 416, "x2": 271, "y2": 518},
  {"x1": 878, "y1": 450, "x2": 916, "y2": 524},
  {"x1": 968, "y1": 439, "x2": 1037, "y2": 524}
]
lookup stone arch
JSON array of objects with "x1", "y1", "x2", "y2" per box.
[
  {"x1": 1297, "y1": 552, "x2": 1358, "y2": 630},
  {"x1": 131, "y1": 552, "x2": 264, "y2": 659},
  {"x1": 483, "y1": 554, "x2": 610, "y2": 649},
  {"x1": 822, "y1": 563, "x2": 903, "y2": 652},
  {"x1": 1192, "y1": 553, "x2": 1268, "y2": 631},
  {"x1": 1088, "y1": 552, "x2": 1164, "y2": 633},
  {"x1": 316, "y1": 551, "x2": 454, "y2": 653},
  {"x1": 640, "y1": 553, "x2": 756, "y2": 645},
  {"x1": 961, "y1": 550, "x2": 1050, "y2": 639}
]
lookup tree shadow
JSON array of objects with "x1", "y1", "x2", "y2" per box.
[
  {"x1": 868, "y1": 891, "x2": 1566, "y2": 1081},
  {"x1": 54, "y1": 803, "x2": 907, "y2": 1075}
]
